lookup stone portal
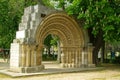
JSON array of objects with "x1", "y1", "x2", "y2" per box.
[{"x1": 10, "y1": 4, "x2": 95, "y2": 73}]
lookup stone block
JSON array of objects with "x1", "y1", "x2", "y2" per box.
[
  {"x1": 31, "y1": 13, "x2": 40, "y2": 21},
  {"x1": 18, "y1": 23, "x2": 25, "y2": 30},
  {"x1": 24, "y1": 22, "x2": 30, "y2": 29},
  {"x1": 21, "y1": 15, "x2": 31, "y2": 23},
  {"x1": 13, "y1": 39, "x2": 20, "y2": 43},
  {"x1": 19, "y1": 22, "x2": 30, "y2": 31},
  {"x1": 36, "y1": 18, "x2": 42, "y2": 26},
  {"x1": 24, "y1": 6, "x2": 34, "y2": 15},
  {"x1": 9, "y1": 67, "x2": 23, "y2": 73},
  {"x1": 16, "y1": 30, "x2": 28, "y2": 39},
  {"x1": 88, "y1": 64, "x2": 96, "y2": 68},
  {"x1": 37, "y1": 65, "x2": 45, "y2": 71},
  {"x1": 26, "y1": 38, "x2": 35, "y2": 44},
  {"x1": 27, "y1": 29, "x2": 33, "y2": 38},
  {"x1": 30, "y1": 21, "x2": 36, "y2": 29},
  {"x1": 19, "y1": 38, "x2": 26, "y2": 44},
  {"x1": 20, "y1": 65, "x2": 44, "y2": 73},
  {"x1": 10, "y1": 43, "x2": 21, "y2": 68},
  {"x1": 34, "y1": 5, "x2": 40, "y2": 13}
]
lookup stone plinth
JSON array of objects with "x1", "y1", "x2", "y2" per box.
[
  {"x1": 10, "y1": 43, "x2": 21, "y2": 68},
  {"x1": 87, "y1": 43, "x2": 95, "y2": 67},
  {"x1": 10, "y1": 65, "x2": 44, "y2": 73}
]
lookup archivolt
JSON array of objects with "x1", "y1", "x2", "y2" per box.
[{"x1": 36, "y1": 12, "x2": 85, "y2": 47}]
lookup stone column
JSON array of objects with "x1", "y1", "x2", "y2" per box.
[
  {"x1": 75, "y1": 49, "x2": 79, "y2": 68},
  {"x1": 81, "y1": 47, "x2": 88, "y2": 67},
  {"x1": 81, "y1": 50, "x2": 85, "y2": 66},
  {"x1": 77, "y1": 47, "x2": 81, "y2": 68},
  {"x1": 36, "y1": 46, "x2": 42, "y2": 66},
  {"x1": 68, "y1": 48, "x2": 72, "y2": 68},
  {"x1": 60, "y1": 47, "x2": 65, "y2": 67},
  {"x1": 71, "y1": 47, "x2": 75, "y2": 68},
  {"x1": 87, "y1": 44, "x2": 95, "y2": 67},
  {"x1": 31, "y1": 45, "x2": 35, "y2": 66},
  {"x1": 26, "y1": 45, "x2": 31, "y2": 67},
  {"x1": 84, "y1": 49, "x2": 88, "y2": 66},
  {"x1": 21, "y1": 44, "x2": 26, "y2": 67}
]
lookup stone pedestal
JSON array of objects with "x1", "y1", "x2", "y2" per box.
[
  {"x1": 87, "y1": 44, "x2": 95, "y2": 67},
  {"x1": 10, "y1": 65, "x2": 44, "y2": 73},
  {"x1": 21, "y1": 65, "x2": 44, "y2": 73},
  {"x1": 10, "y1": 43, "x2": 44, "y2": 73},
  {"x1": 10, "y1": 43, "x2": 21, "y2": 68}
]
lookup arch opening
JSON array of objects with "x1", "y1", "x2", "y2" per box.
[
  {"x1": 42, "y1": 34, "x2": 63, "y2": 68},
  {"x1": 35, "y1": 12, "x2": 86, "y2": 68}
]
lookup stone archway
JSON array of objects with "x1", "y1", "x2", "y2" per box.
[
  {"x1": 9, "y1": 4, "x2": 94, "y2": 73},
  {"x1": 36, "y1": 12, "x2": 85, "y2": 68}
]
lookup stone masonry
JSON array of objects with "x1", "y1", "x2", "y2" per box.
[{"x1": 10, "y1": 4, "x2": 95, "y2": 73}]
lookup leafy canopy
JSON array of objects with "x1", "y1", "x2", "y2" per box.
[
  {"x1": 0, "y1": 0, "x2": 37, "y2": 48},
  {"x1": 44, "y1": 0, "x2": 120, "y2": 43},
  {"x1": 66, "y1": 0, "x2": 120, "y2": 43}
]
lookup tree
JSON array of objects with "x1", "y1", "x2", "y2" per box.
[
  {"x1": 0, "y1": 0, "x2": 17, "y2": 48},
  {"x1": 43, "y1": 0, "x2": 120, "y2": 65},
  {"x1": 0, "y1": 0, "x2": 38, "y2": 48},
  {"x1": 44, "y1": 34, "x2": 53, "y2": 57},
  {"x1": 67, "y1": 0, "x2": 120, "y2": 65}
]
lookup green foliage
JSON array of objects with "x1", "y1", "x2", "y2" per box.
[
  {"x1": 50, "y1": 36, "x2": 59, "y2": 47},
  {"x1": 66, "y1": 0, "x2": 120, "y2": 43},
  {"x1": 0, "y1": 0, "x2": 38, "y2": 48},
  {"x1": 44, "y1": 35, "x2": 53, "y2": 48},
  {"x1": 43, "y1": 0, "x2": 120, "y2": 43}
]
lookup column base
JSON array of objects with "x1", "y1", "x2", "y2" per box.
[
  {"x1": 88, "y1": 64, "x2": 96, "y2": 68},
  {"x1": 60, "y1": 63, "x2": 65, "y2": 68},
  {"x1": 60, "y1": 63, "x2": 82, "y2": 68},
  {"x1": 10, "y1": 65, "x2": 44, "y2": 73},
  {"x1": 81, "y1": 64, "x2": 88, "y2": 68}
]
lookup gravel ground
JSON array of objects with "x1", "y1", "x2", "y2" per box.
[{"x1": 0, "y1": 59, "x2": 120, "y2": 80}]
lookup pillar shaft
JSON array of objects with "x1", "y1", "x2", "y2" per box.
[
  {"x1": 26, "y1": 45, "x2": 31, "y2": 67},
  {"x1": 21, "y1": 44, "x2": 26, "y2": 67},
  {"x1": 31, "y1": 46, "x2": 35, "y2": 66},
  {"x1": 87, "y1": 45, "x2": 95, "y2": 67},
  {"x1": 36, "y1": 47, "x2": 42, "y2": 66}
]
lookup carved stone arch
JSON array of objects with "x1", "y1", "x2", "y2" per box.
[
  {"x1": 37, "y1": 23, "x2": 73, "y2": 46},
  {"x1": 36, "y1": 12, "x2": 85, "y2": 47},
  {"x1": 10, "y1": 5, "x2": 95, "y2": 73}
]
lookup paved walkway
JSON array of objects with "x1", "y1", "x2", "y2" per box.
[
  {"x1": 0, "y1": 59, "x2": 120, "y2": 80},
  {"x1": 0, "y1": 61, "x2": 103, "y2": 77}
]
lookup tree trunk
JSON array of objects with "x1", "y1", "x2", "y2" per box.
[
  {"x1": 88, "y1": 28, "x2": 104, "y2": 65},
  {"x1": 101, "y1": 41, "x2": 105, "y2": 63},
  {"x1": 93, "y1": 30, "x2": 104, "y2": 65}
]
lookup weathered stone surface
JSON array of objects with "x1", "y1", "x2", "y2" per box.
[
  {"x1": 24, "y1": 6, "x2": 34, "y2": 15},
  {"x1": 30, "y1": 21, "x2": 36, "y2": 29},
  {"x1": 31, "y1": 13, "x2": 40, "y2": 21},
  {"x1": 18, "y1": 22, "x2": 30, "y2": 30},
  {"x1": 21, "y1": 15, "x2": 31, "y2": 23},
  {"x1": 16, "y1": 30, "x2": 28, "y2": 39},
  {"x1": 10, "y1": 4, "x2": 94, "y2": 73},
  {"x1": 10, "y1": 43, "x2": 21, "y2": 67}
]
